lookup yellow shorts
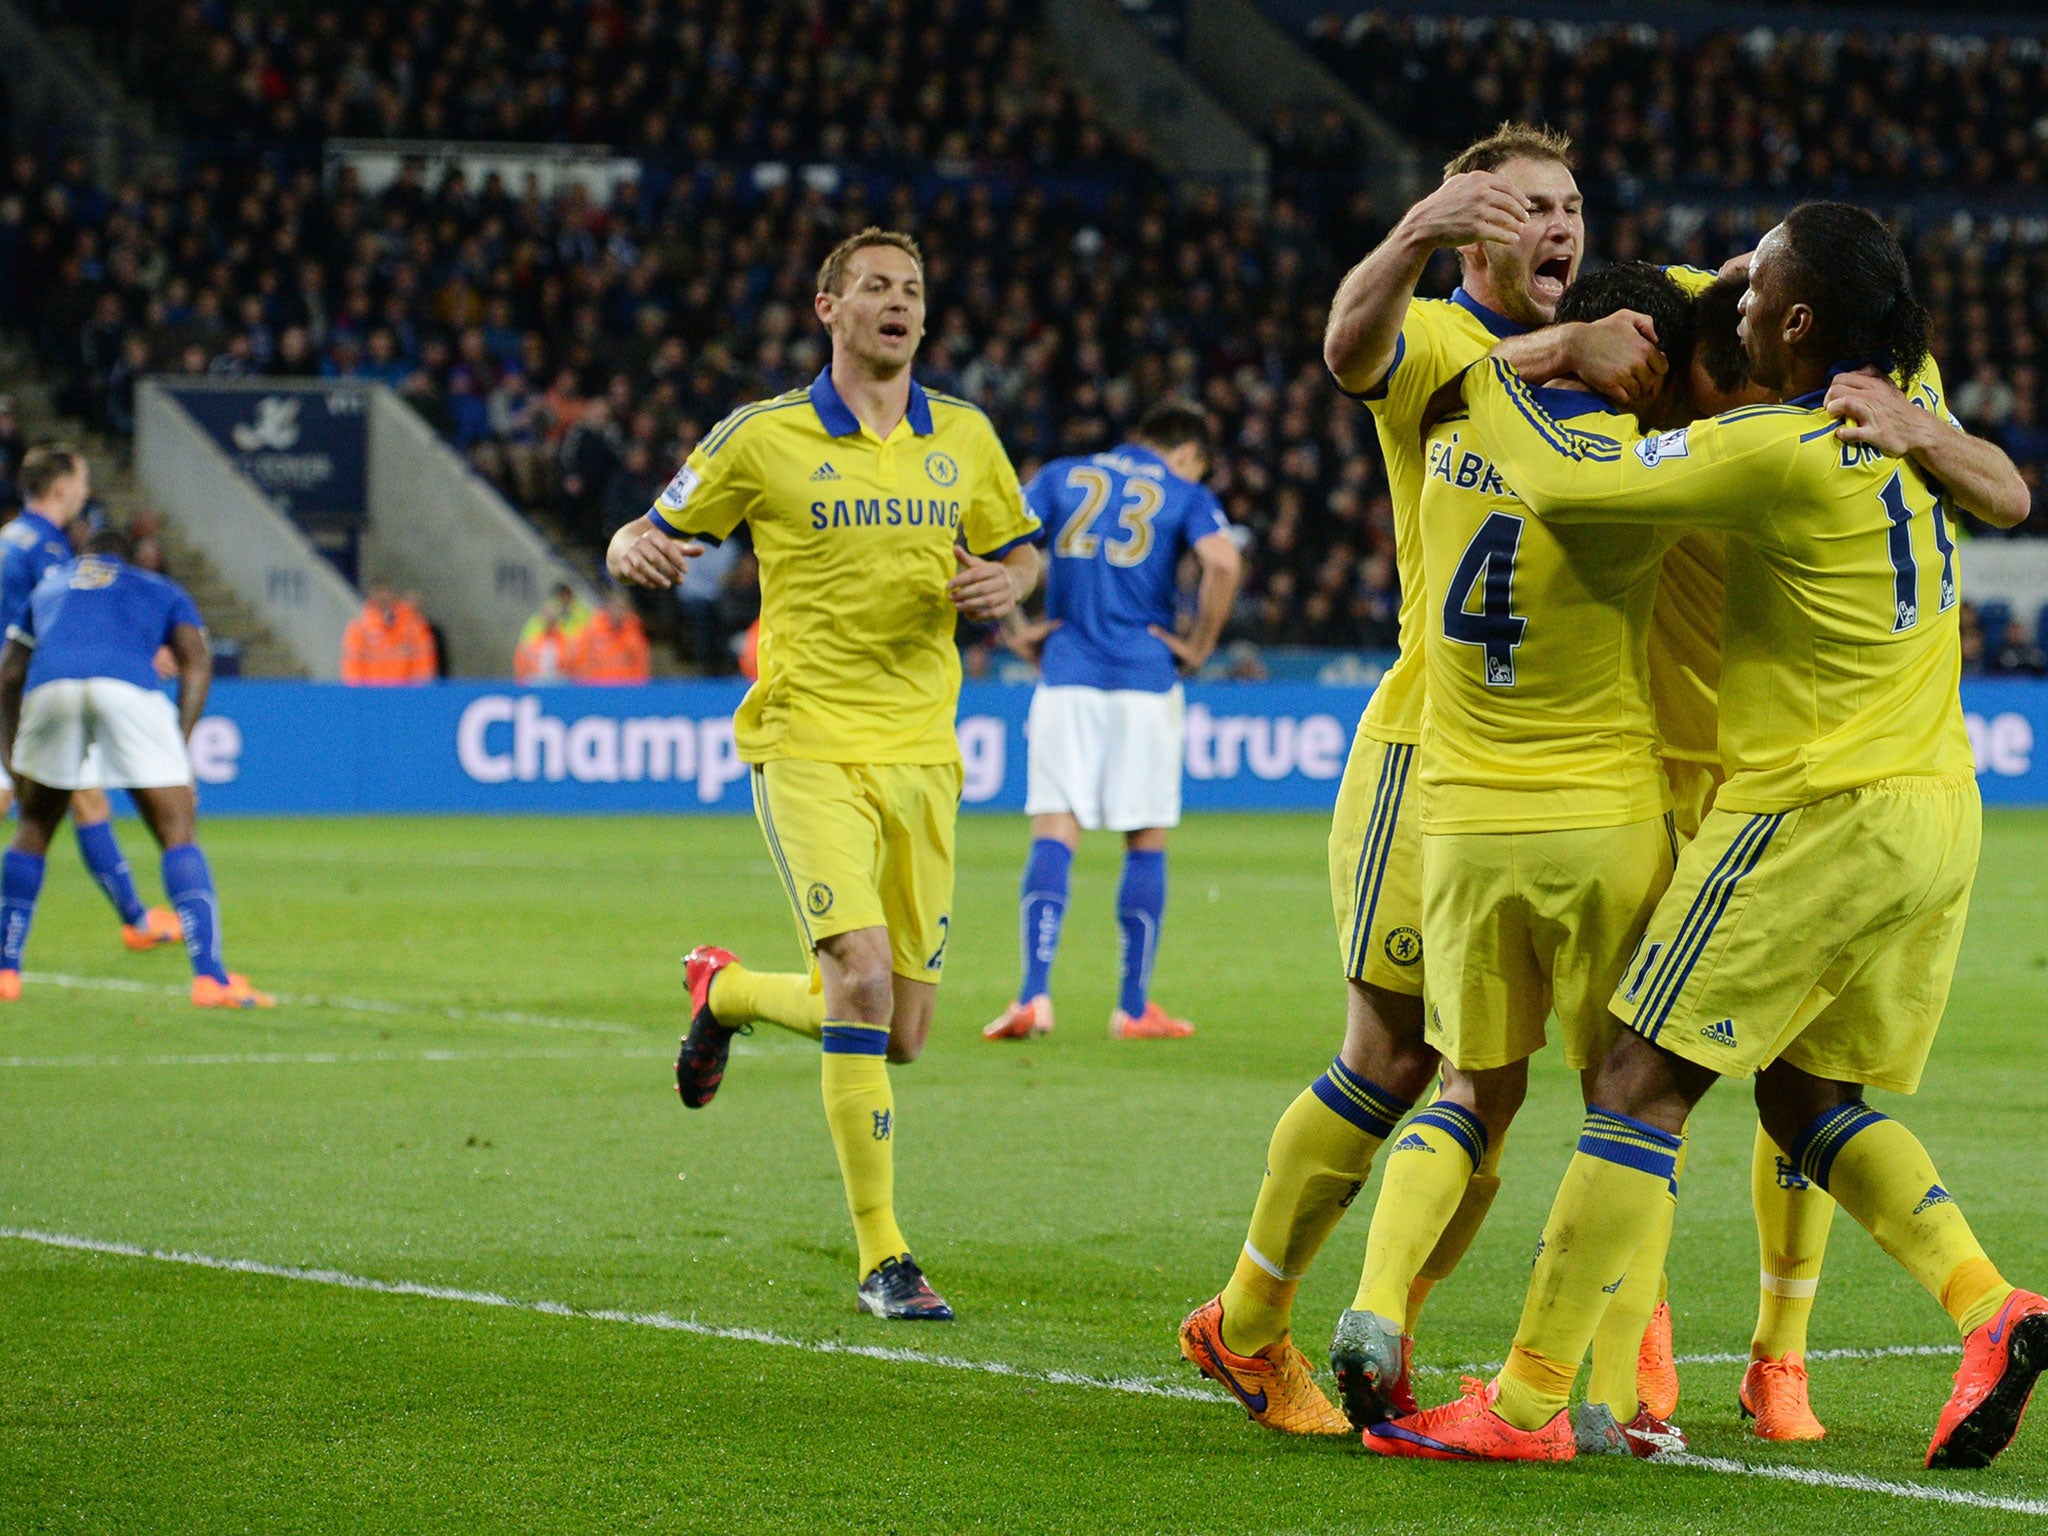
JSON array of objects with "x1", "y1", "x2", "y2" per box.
[
  {"x1": 1328, "y1": 731, "x2": 1423, "y2": 994},
  {"x1": 1615, "y1": 773, "x2": 1980, "y2": 1094},
  {"x1": 1422, "y1": 815, "x2": 1677, "y2": 1072},
  {"x1": 1663, "y1": 755, "x2": 1724, "y2": 845},
  {"x1": 749, "y1": 759, "x2": 962, "y2": 982}
]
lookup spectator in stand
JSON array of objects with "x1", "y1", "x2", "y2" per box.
[
  {"x1": 675, "y1": 534, "x2": 739, "y2": 677},
  {"x1": 558, "y1": 395, "x2": 624, "y2": 547},
  {"x1": 340, "y1": 584, "x2": 436, "y2": 685},
  {"x1": 1990, "y1": 614, "x2": 2048, "y2": 678},
  {"x1": 575, "y1": 592, "x2": 652, "y2": 685},
  {"x1": 513, "y1": 583, "x2": 591, "y2": 685},
  {"x1": 0, "y1": 396, "x2": 21, "y2": 513}
]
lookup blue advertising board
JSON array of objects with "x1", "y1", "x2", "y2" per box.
[
  {"x1": 176, "y1": 678, "x2": 2048, "y2": 814},
  {"x1": 164, "y1": 385, "x2": 369, "y2": 528}
]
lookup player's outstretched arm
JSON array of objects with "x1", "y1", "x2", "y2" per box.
[
  {"x1": 607, "y1": 515, "x2": 704, "y2": 589},
  {"x1": 170, "y1": 623, "x2": 211, "y2": 738},
  {"x1": 1826, "y1": 372, "x2": 2030, "y2": 529},
  {"x1": 0, "y1": 638, "x2": 28, "y2": 768},
  {"x1": 1150, "y1": 531, "x2": 1243, "y2": 675},
  {"x1": 1460, "y1": 357, "x2": 1788, "y2": 528},
  {"x1": 1491, "y1": 311, "x2": 1666, "y2": 407},
  {"x1": 1324, "y1": 171, "x2": 1528, "y2": 394}
]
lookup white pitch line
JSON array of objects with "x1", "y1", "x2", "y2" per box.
[
  {"x1": 0, "y1": 1046, "x2": 674, "y2": 1069},
  {"x1": 0, "y1": 1227, "x2": 1214, "y2": 1402},
  {"x1": 0, "y1": 1226, "x2": 2033, "y2": 1517},
  {"x1": 1410, "y1": 1342, "x2": 1960, "y2": 1379},
  {"x1": 1658, "y1": 1452, "x2": 2048, "y2": 1518},
  {"x1": 24, "y1": 970, "x2": 645, "y2": 1036}
]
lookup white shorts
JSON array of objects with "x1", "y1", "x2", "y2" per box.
[
  {"x1": 1025, "y1": 683, "x2": 1184, "y2": 832},
  {"x1": 14, "y1": 678, "x2": 191, "y2": 791}
]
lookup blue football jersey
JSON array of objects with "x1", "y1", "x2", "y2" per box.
[
  {"x1": 1027, "y1": 444, "x2": 1231, "y2": 693},
  {"x1": 0, "y1": 511, "x2": 74, "y2": 637},
  {"x1": 15, "y1": 556, "x2": 205, "y2": 693}
]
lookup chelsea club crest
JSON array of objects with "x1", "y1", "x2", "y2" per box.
[{"x1": 924, "y1": 451, "x2": 960, "y2": 487}]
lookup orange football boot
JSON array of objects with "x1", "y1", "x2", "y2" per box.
[
  {"x1": 1361, "y1": 1377, "x2": 1576, "y2": 1462},
  {"x1": 1111, "y1": 1001, "x2": 1193, "y2": 1039},
  {"x1": 0, "y1": 970, "x2": 19, "y2": 1001},
  {"x1": 192, "y1": 972, "x2": 275, "y2": 1008},
  {"x1": 1638, "y1": 1298, "x2": 1680, "y2": 1420},
  {"x1": 121, "y1": 905, "x2": 184, "y2": 951},
  {"x1": 1178, "y1": 1296, "x2": 1351, "y2": 1435},
  {"x1": 983, "y1": 995, "x2": 1054, "y2": 1040},
  {"x1": 1927, "y1": 1288, "x2": 2048, "y2": 1468},
  {"x1": 1739, "y1": 1354, "x2": 1826, "y2": 1442}
]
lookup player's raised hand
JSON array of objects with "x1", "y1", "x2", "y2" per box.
[
  {"x1": 1397, "y1": 171, "x2": 1530, "y2": 250},
  {"x1": 1718, "y1": 249, "x2": 1755, "y2": 282},
  {"x1": 1148, "y1": 624, "x2": 1212, "y2": 676},
  {"x1": 949, "y1": 545, "x2": 1019, "y2": 621},
  {"x1": 607, "y1": 518, "x2": 702, "y2": 589},
  {"x1": 1826, "y1": 371, "x2": 1937, "y2": 456},
  {"x1": 1570, "y1": 310, "x2": 1667, "y2": 407}
]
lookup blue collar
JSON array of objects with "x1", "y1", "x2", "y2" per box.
[
  {"x1": 1530, "y1": 385, "x2": 1613, "y2": 420},
  {"x1": 809, "y1": 368, "x2": 934, "y2": 438},
  {"x1": 1451, "y1": 287, "x2": 1529, "y2": 340},
  {"x1": 1116, "y1": 441, "x2": 1168, "y2": 468},
  {"x1": 1788, "y1": 361, "x2": 1885, "y2": 410},
  {"x1": 17, "y1": 510, "x2": 62, "y2": 543}
]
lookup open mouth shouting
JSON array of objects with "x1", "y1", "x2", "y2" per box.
[
  {"x1": 878, "y1": 318, "x2": 912, "y2": 343},
  {"x1": 1532, "y1": 253, "x2": 1574, "y2": 304}
]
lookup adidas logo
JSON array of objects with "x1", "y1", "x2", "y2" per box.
[
  {"x1": 1913, "y1": 1184, "x2": 1952, "y2": 1215},
  {"x1": 810, "y1": 461, "x2": 840, "y2": 481},
  {"x1": 1393, "y1": 1133, "x2": 1434, "y2": 1154},
  {"x1": 1701, "y1": 1017, "x2": 1737, "y2": 1047}
]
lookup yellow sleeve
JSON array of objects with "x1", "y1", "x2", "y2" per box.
[
  {"x1": 1463, "y1": 357, "x2": 1802, "y2": 530},
  {"x1": 1360, "y1": 301, "x2": 1464, "y2": 433},
  {"x1": 960, "y1": 414, "x2": 1040, "y2": 558},
  {"x1": 647, "y1": 415, "x2": 755, "y2": 540},
  {"x1": 1663, "y1": 264, "x2": 1718, "y2": 297}
]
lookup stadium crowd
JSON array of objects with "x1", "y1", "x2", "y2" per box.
[
  {"x1": 3, "y1": 3, "x2": 2047, "y2": 673},
  {"x1": 1308, "y1": 11, "x2": 2048, "y2": 201}
]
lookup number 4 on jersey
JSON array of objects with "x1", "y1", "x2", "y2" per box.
[{"x1": 1443, "y1": 511, "x2": 1528, "y2": 687}]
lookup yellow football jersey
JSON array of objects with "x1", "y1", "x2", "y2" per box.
[
  {"x1": 1645, "y1": 351, "x2": 1952, "y2": 770},
  {"x1": 1350, "y1": 291, "x2": 1533, "y2": 744},
  {"x1": 1418, "y1": 388, "x2": 1676, "y2": 833},
  {"x1": 649, "y1": 371, "x2": 1037, "y2": 765},
  {"x1": 1465, "y1": 358, "x2": 1974, "y2": 812}
]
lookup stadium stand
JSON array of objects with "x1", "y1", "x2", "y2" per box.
[{"x1": 3, "y1": 0, "x2": 2047, "y2": 674}]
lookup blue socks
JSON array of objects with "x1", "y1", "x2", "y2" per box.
[
  {"x1": 1, "y1": 849, "x2": 44, "y2": 972},
  {"x1": 75, "y1": 819, "x2": 146, "y2": 926},
  {"x1": 1017, "y1": 838, "x2": 1073, "y2": 1004},
  {"x1": 162, "y1": 843, "x2": 228, "y2": 983},
  {"x1": 1116, "y1": 849, "x2": 1167, "y2": 1019}
]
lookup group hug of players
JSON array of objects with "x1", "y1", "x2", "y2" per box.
[{"x1": 607, "y1": 121, "x2": 2045, "y2": 1471}]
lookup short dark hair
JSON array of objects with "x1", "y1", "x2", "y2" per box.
[
  {"x1": 84, "y1": 526, "x2": 131, "y2": 561},
  {"x1": 1554, "y1": 262, "x2": 1698, "y2": 374},
  {"x1": 1778, "y1": 201, "x2": 1930, "y2": 385},
  {"x1": 1693, "y1": 276, "x2": 1750, "y2": 393},
  {"x1": 816, "y1": 227, "x2": 924, "y2": 297},
  {"x1": 18, "y1": 444, "x2": 83, "y2": 502},
  {"x1": 1131, "y1": 401, "x2": 1212, "y2": 457},
  {"x1": 1444, "y1": 122, "x2": 1574, "y2": 180}
]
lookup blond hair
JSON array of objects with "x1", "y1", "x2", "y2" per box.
[
  {"x1": 18, "y1": 443, "x2": 83, "y2": 502},
  {"x1": 1444, "y1": 122, "x2": 1575, "y2": 180},
  {"x1": 816, "y1": 227, "x2": 925, "y2": 296}
]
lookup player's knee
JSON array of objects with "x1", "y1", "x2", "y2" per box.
[{"x1": 1753, "y1": 1062, "x2": 1852, "y2": 1150}]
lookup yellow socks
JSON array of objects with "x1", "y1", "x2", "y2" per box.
[
  {"x1": 1356, "y1": 1100, "x2": 1488, "y2": 1320},
  {"x1": 819, "y1": 1021, "x2": 906, "y2": 1278},
  {"x1": 1495, "y1": 1109, "x2": 1681, "y2": 1431},
  {"x1": 711, "y1": 963, "x2": 825, "y2": 1040},
  {"x1": 1789, "y1": 1101, "x2": 2011, "y2": 1336},
  {"x1": 1586, "y1": 1131, "x2": 1685, "y2": 1419},
  {"x1": 1218, "y1": 1057, "x2": 1411, "y2": 1356},
  {"x1": 1751, "y1": 1120, "x2": 1835, "y2": 1359},
  {"x1": 1407, "y1": 1134, "x2": 1505, "y2": 1334}
]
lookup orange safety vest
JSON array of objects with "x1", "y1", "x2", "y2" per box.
[
  {"x1": 575, "y1": 611, "x2": 651, "y2": 684},
  {"x1": 341, "y1": 605, "x2": 433, "y2": 685}
]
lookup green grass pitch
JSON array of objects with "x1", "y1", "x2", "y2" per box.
[{"x1": 4, "y1": 810, "x2": 2048, "y2": 1533}]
